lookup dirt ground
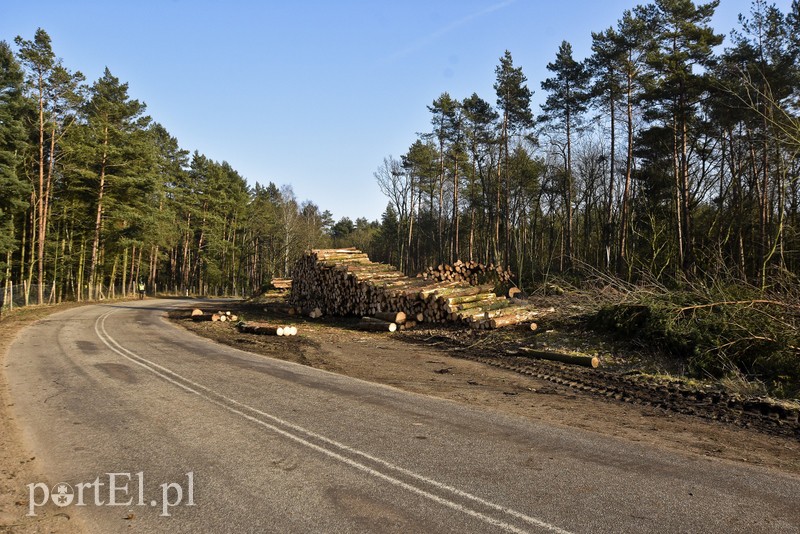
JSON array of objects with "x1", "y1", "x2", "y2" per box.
[
  {"x1": 2, "y1": 298, "x2": 799, "y2": 532},
  {"x1": 1, "y1": 303, "x2": 87, "y2": 534},
  {"x1": 170, "y1": 299, "x2": 800, "y2": 475}
]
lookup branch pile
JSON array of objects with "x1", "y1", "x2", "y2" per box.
[{"x1": 289, "y1": 248, "x2": 536, "y2": 329}]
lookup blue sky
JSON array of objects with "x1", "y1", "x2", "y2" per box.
[{"x1": 1, "y1": 0, "x2": 784, "y2": 222}]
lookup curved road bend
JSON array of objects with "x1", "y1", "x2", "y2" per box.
[{"x1": 6, "y1": 299, "x2": 799, "y2": 533}]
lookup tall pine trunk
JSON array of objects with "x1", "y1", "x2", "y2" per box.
[{"x1": 88, "y1": 127, "x2": 109, "y2": 301}]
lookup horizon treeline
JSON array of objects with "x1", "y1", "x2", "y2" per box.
[
  {"x1": 369, "y1": 0, "x2": 800, "y2": 291},
  {"x1": 1, "y1": 29, "x2": 337, "y2": 304}
]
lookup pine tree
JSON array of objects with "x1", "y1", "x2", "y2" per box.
[
  {"x1": 639, "y1": 0, "x2": 723, "y2": 276},
  {"x1": 587, "y1": 27, "x2": 627, "y2": 269},
  {"x1": 426, "y1": 92, "x2": 459, "y2": 263},
  {"x1": 76, "y1": 68, "x2": 152, "y2": 299},
  {"x1": 0, "y1": 41, "x2": 29, "y2": 291},
  {"x1": 494, "y1": 51, "x2": 533, "y2": 265},
  {"x1": 540, "y1": 40, "x2": 591, "y2": 265},
  {"x1": 461, "y1": 93, "x2": 499, "y2": 262},
  {"x1": 401, "y1": 140, "x2": 439, "y2": 272},
  {"x1": 15, "y1": 28, "x2": 85, "y2": 303},
  {"x1": 614, "y1": 9, "x2": 653, "y2": 275}
]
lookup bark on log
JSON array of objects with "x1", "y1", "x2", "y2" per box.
[
  {"x1": 489, "y1": 314, "x2": 536, "y2": 328},
  {"x1": 519, "y1": 347, "x2": 599, "y2": 368},
  {"x1": 238, "y1": 322, "x2": 296, "y2": 336},
  {"x1": 357, "y1": 317, "x2": 397, "y2": 332},
  {"x1": 372, "y1": 311, "x2": 406, "y2": 324},
  {"x1": 446, "y1": 292, "x2": 496, "y2": 306}
]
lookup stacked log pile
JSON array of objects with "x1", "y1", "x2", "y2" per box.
[
  {"x1": 270, "y1": 278, "x2": 292, "y2": 291},
  {"x1": 419, "y1": 260, "x2": 513, "y2": 285},
  {"x1": 290, "y1": 248, "x2": 537, "y2": 330}
]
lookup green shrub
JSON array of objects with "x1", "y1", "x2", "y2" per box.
[{"x1": 589, "y1": 287, "x2": 800, "y2": 398}]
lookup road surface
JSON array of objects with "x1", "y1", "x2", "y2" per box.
[{"x1": 7, "y1": 300, "x2": 799, "y2": 533}]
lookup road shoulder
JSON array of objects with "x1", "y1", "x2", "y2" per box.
[{"x1": 1, "y1": 304, "x2": 89, "y2": 533}]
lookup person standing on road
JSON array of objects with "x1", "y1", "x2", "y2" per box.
[{"x1": 137, "y1": 280, "x2": 146, "y2": 299}]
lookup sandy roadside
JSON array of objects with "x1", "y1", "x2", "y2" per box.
[{"x1": 1, "y1": 303, "x2": 87, "y2": 534}]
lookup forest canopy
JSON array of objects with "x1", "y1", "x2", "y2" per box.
[
  {"x1": 370, "y1": 0, "x2": 800, "y2": 291},
  {"x1": 1, "y1": 30, "x2": 334, "y2": 304}
]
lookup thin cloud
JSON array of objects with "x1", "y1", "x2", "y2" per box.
[{"x1": 380, "y1": 0, "x2": 517, "y2": 65}]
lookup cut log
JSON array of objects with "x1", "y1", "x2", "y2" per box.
[
  {"x1": 238, "y1": 322, "x2": 288, "y2": 336},
  {"x1": 447, "y1": 296, "x2": 499, "y2": 313},
  {"x1": 446, "y1": 292, "x2": 496, "y2": 306},
  {"x1": 519, "y1": 347, "x2": 599, "y2": 368},
  {"x1": 356, "y1": 317, "x2": 397, "y2": 332},
  {"x1": 489, "y1": 314, "x2": 534, "y2": 328},
  {"x1": 372, "y1": 311, "x2": 406, "y2": 324}
]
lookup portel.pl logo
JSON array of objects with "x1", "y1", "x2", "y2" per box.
[{"x1": 27, "y1": 472, "x2": 194, "y2": 517}]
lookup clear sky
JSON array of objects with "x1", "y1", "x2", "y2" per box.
[{"x1": 1, "y1": 0, "x2": 786, "y2": 222}]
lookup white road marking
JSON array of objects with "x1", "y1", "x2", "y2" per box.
[{"x1": 95, "y1": 308, "x2": 572, "y2": 534}]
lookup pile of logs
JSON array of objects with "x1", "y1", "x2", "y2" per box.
[
  {"x1": 419, "y1": 260, "x2": 513, "y2": 285},
  {"x1": 271, "y1": 278, "x2": 292, "y2": 291},
  {"x1": 237, "y1": 322, "x2": 298, "y2": 336},
  {"x1": 191, "y1": 309, "x2": 239, "y2": 322},
  {"x1": 289, "y1": 248, "x2": 537, "y2": 330}
]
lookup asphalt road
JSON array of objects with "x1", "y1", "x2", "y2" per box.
[{"x1": 6, "y1": 299, "x2": 800, "y2": 533}]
